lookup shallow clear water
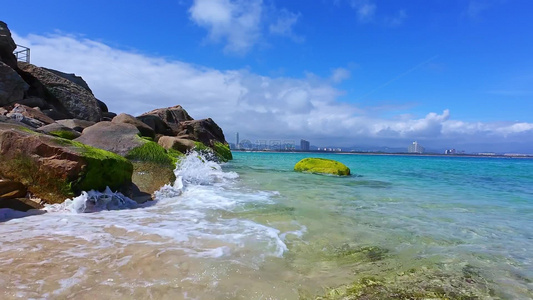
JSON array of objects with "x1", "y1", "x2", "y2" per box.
[{"x1": 0, "y1": 152, "x2": 532, "y2": 299}]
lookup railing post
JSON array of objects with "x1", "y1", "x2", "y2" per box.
[{"x1": 14, "y1": 44, "x2": 30, "y2": 63}]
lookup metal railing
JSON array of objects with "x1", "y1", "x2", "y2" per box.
[{"x1": 14, "y1": 44, "x2": 30, "y2": 63}]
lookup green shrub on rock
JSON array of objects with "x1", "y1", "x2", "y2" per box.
[{"x1": 294, "y1": 158, "x2": 350, "y2": 176}]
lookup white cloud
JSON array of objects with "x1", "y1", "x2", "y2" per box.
[
  {"x1": 331, "y1": 68, "x2": 351, "y2": 83},
  {"x1": 189, "y1": 0, "x2": 263, "y2": 54},
  {"x1": 11, "y1": 32, "x2": 533, "y2": 152},
  {"x1": 189, "y1": 0, "x2": 303, "y2": 54},
  {"x1": 269, "y1": 9, "x2": 303, "y2": 42},
  {"x1": 351, "y1": 0, "x2": 377, "y2": 23}
]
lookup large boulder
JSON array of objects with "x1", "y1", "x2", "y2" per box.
[
  {"x1": 0, "y1": 123, "x2": 133, "y2": 203},
  {"x1": 294, "y1": 158, "x2": 351, "y2": 176},
  {"x1": 75, "y1": 121, "x2": 178, "y2": 197},
  {"x1": 18, "y1": 62, "x2": 102, "y2": 122},
  {"x1": 0, "y1": 61, "x2": 28, "y2": 106},
  {"x1": 112, "y1": 113, "x2": 155, "y2": 139},
  {"x1": 177, "y1": 118, "x2": 227, "y2": 147},
  {"x1": 139, "y1": 105, "x2": 193, "y2": 132},
  {"x1": 75, "y1": 121, "x2": 144, "y2": 157},
  {"x1": 136, "y1": 114, "x2": 174, "y2": 136},
  {"x1": 43, "y1": 67, "x2": 93, "y2": 93},
  {"x1": 0, "y1": 21, "x2": 18, "y2": 69}
]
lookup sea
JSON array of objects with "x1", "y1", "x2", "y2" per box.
[{"x1": 0, "y1": 151, "x2": 532, "y2": 299}]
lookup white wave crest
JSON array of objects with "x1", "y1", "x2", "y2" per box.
[
  {"x1": 44, "y1": 187, "x2": 137, "y2": 213},
  {"x1": 176, "y1": 151, "x2": 238, "y2": 186}
]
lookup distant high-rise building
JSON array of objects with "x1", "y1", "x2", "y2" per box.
[
  {"x1": 236, "y1": 132, "x2": 240, "y2": 149},
  {"x1": 408, "y1": 141, "x2": 425, "y2": 154},
  {"x1": 300, "y1": 139, "x2": 310, "y2": 151}
]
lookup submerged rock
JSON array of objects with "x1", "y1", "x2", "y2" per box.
[
  {"x1": 0, "y1": 123, "x2": 132, "y2": 203},
  {"x1": 294, "y1": 158, "x2": 350, "y2": 176}
]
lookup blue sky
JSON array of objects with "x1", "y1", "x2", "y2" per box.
[{"x1": 3, "y1": 0, "x2": 533, "y2": 152}]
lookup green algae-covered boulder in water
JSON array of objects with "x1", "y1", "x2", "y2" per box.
[{"x1": 294, "y1": 158, "x2": 351, "y2": 176}]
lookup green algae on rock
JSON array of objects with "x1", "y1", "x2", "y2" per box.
[
  {"x1": 0, "y1": 124, "x2": 133, "y2": 203},
  {"x1": 193, "y1": 141, "x2": 233, "y2": 162},
  {"x1": 294, "y1": 158, "x2": 350, "y2": 176}
]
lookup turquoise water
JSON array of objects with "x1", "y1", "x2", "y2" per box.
[
  {"x1": 227, "y1": 152, "x2": 533, "y2": 298},
  {"x1": 0, "y1": 151, "x2": 532, "y2": 299}
]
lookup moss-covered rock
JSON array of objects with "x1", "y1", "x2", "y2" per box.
[
  {"x1": 294, "y1": 158, "x2": 350, "y2": 176},
  {"x1": 58, "y1": 139, "x2": 133, "y2": 193},
  {"x1": 213, "y1": 141, "x2": 233, "y2": 161},
  {"x1": 0, "y1": 123, "x2": 133, "y2": 203},
  {"x1": 126, "y1": 139, "x2": 179, "y2": 195}
]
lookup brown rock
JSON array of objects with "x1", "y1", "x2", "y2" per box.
[
  {"x1": 0, "y1": 123, "x2": 133, "y2": 203},
  {"x1": 131, "y1": 161, "x2": 176, "y2": 197},
  {"x1": 0, "y1": 179, "x2": 27, "y2": 198},
  {"x1": 75, "y1": 121, "x2": 143, "y2": 156},
  {"x1": 37, "y1": 123, "x2": 81, "y2": 139},
  {"x1": 177, "y1": 118, "x2": 227, "y2": 147},
  {"x1": 56, "y1": 119, "x2": 95, "y2": 132},
  {"x1": 0, "y1": 198, "x2": 43, "y2": 212},
  {"x1": 7, "y1": 104, "x2": 55, "y2": 127},
  {"x1": 18, "y1": 62, "x2": 102, "y2": 122},
  {"x1": 0, "y1": 61, "x2": 28, "y2": 106},
  {"x1": 158, "y1": 136, "x2": 196, "y2": 153},
  {"x1": 112, "y1": 113, "x2": 155, "y2": 139},
  {"x1": 139, "y1": 105, "x2": 193, "y2": 132},
  {"x1": 136, "y1": 114, "x2": 174, "y2": 136}
]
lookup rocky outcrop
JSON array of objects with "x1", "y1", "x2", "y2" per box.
[
  {"x1": 0, "y1": 21, "x2": 233, "y2": 209},
  {"x1": 139, "y1": 105, "x2": 193, "y2": 133},
  {"x1": 43, "y1": 67, "x2": 94, "y2": 94},
  {"x1": 0, "y1": 123, "x2": 133, "y2": 203},
  {"x1": 136, "y1": 114, "x2": 174, "y2": 136},
  {"x1": 294, "y1": 158, "x2": 351, "y2": 176},
  {"x1": 18, "y1": 62, "x2": 102, "y2": 122},
  {"x1": 75, "y1": 121, "x2": 144, "y2": 157},
  {"x1": 177, "y1": 118, "x2": 227, "y2": 147},
  {"x1": 0, "y1": 61, "x2": 28, "y2": 106},
  {"x1": 0, "y1": 21, "x2": 18, "y2": 69},
  {"x1": 112, "y1": 113, "x2": 155, "y2": 139}
]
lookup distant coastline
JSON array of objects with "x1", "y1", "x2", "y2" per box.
[{"x1": 232, "y1": 149, "x2": 533, "y2": 159}]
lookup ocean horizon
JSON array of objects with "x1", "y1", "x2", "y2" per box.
[{"x1": 1, "y1": 152, "x2": 532, "y2": 299}]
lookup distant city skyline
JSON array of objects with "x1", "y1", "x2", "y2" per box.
[{"x1": 4, "y1": 1, "x2": 533, "y2": 153}]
